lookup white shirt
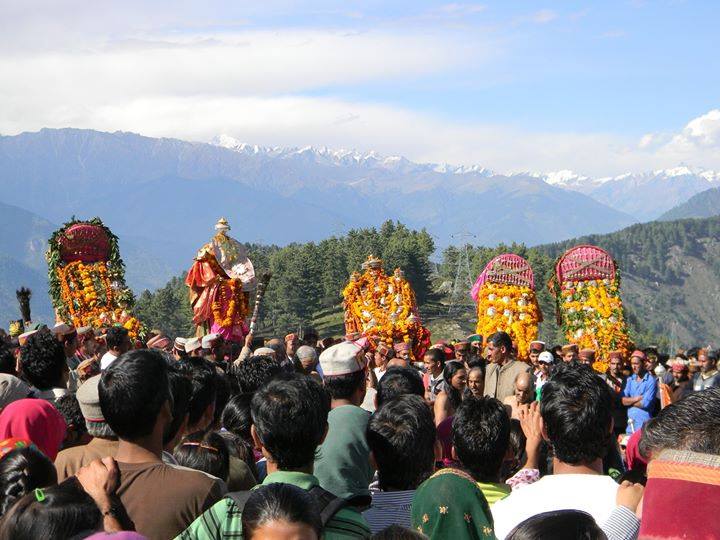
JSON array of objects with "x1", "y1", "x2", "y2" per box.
[
  {"x1": 491, "y1": 474, "x2": 618, "y2": 539},
  {"x1": 100, "y1": 351, "x2": 118, "y2": 370}
]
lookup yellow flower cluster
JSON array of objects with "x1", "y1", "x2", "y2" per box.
[
  {"x1": 475, "y1": 282, "x2": 540, "y2": 360},
  {"x1": 559, "y1": 278, "x2": 631, "y2": 372},
  {"x1": 343, "y1": 264, "x2": 419, "y2": 345},
  {"x1": 57, "y1": 261, "x2": 141, "y2": 338},
  {"x1": 211, "y1": 279, "x2": 250, "y2": 329}
]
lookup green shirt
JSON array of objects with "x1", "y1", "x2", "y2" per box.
[
  {"x1": 175, "y1": 470, "x2": 371, "y2": 539},
  {"x1": 476, "y1": 481, "x2": 511, "y2": 506},
  {"x1": 314, "y1": 405, "x2": 374, "y2": 501}
]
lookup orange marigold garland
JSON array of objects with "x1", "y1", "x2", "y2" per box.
[
  {"x1": 211, "y1": 279, "x2": 250, "y2": 329},
  {"x1": 472, "y1": 254, "x2": 541, "y2": 361},
  {"x1": 47, "y1": 218, "x2": 145, "y2": 339},
  {"x1": 343, "y1": 256, "x2": 430, "y2": 358}
]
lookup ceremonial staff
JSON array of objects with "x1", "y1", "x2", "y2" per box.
[{"x1": 249, "y1": 272, "x2": 272, "y2": 333}]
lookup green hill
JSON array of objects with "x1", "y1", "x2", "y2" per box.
[{"x1": 659, "y1": 186, "x2": 720, "y2": 221}]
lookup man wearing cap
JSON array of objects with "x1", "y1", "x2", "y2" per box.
[
  {"x1": 622, "y1": 350, "x2": 657, "y2": 433},
  {"x1": 200, "y1": 333, "x2": 223, "y2": 363},
  {"x1": 669, "y1": 360, "x2": 692, "y2": 402},
  {"x1": 528, "y1": 341, "x2": 545, "y2": 370},
  {"x1": 534, "y1": 351, "x2": 554, "y2": 400},
  {"x1": 284, "y1": 333, "x2": 299, "y2": 363},
  {"x1": 372, "y1": 342, "x2": 394, "y2": 382},
  {"x1": 55, "y1": 374, "x2": 119, "y2": 481},
  {"x1": 100, "y1": 326, "x2": 131, "y2": 370},
  {"x1": 467, "y1": 334, "x2": 483, "y2": 361},
  {"x1": 602, "y1": 352, "x2": 627, "y2": 435},
  {"x1": 484, "y1": 331, "x2": 532, "y2": 402},
  {"x1": 578, "y1": 348, "x2": 596, "y2": 367},
  {"x1": 393, "y1": 342, "x2": 411, "y2": 362},
  {"x1": 173, "y1": 337, "x2": 188, "y2": 360},
  {"x1": 561, "y1": 344, "x2": 579, "y2": 363},
  {"x1": 314, "y1": 342, "x2": 375, "y2": 506},
  {"x1": 52, "y1": 323, "x2": 79, "y2": 369},
  {"x1": 147, "y1": 333, "x2": 173, "y2": 353},
  {"x1": 184, "y1": 337, "x2": 203, "y2": 358},
  {"x1": 296, "y1": 345, "x2": 319, "y2": 376},
  {"x1": 454, "y1": 341, "x2": 470, "y2": 366}
]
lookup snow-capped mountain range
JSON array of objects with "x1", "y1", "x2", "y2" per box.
[{"x1": 214, "y1": 134, "x2": 720, "y2": 220}]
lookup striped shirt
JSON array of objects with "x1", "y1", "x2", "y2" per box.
[
  {"x1": 362, "y1": 490, "x2": 414, "y2": 534},
  {"x1": 176, "y1": 471, "x2": 370, "y2": 539}
]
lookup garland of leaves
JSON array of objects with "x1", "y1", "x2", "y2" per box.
[{"x1": 46, "y1": 217, "x2": 142, "y2": 336}]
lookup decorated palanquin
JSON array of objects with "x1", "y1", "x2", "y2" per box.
[
  {"x1": 549, "y1": 245, "x2": 632, "y2": 372},
  {"x1": 343, "y1": 255, "x2": 430, "y2": 360},
  {"x1": 185, "y1": 218, "x2": 256, "y2": 342},
  {"x1": 47, "y1": 218, "x2": 143, "y2": 338},
  {"x1": 471, "y1": 254, "x2": 542, "y2": 361}
]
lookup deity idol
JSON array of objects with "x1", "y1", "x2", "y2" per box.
[{"x1": 185, "y1": 218, "x2": 256, "y2": 342}]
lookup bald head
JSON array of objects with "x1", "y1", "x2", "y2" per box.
[{"x1": 514, "y1": 371, "x2": 535, "y2": 404}]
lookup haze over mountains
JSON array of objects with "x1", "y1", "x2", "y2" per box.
[{"x1": 1, "y1": 127, "x2": 718, "y2": 325}]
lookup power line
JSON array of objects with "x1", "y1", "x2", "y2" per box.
[{"x1": 447, "y1": 232, "x2": 476, "y2": 315}]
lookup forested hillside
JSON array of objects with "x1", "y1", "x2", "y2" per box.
[{"x1": 136, "y1": 217, "x2": 720, "y2": 350}]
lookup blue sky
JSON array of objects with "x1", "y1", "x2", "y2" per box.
[{"x1": 1, "y1": 0, "x2": 719, "y2": 175}]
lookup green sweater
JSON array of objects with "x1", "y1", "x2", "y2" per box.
[{"x1": 176, "y1": 470, "x2": 371, "y2": 539}]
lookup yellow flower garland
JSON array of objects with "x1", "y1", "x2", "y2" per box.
[
  {"x1": 211, "y1": 279, "x2": 250, "y2": 329},
  {"x1": 475, "y1": 283, "x2": 540, "y2": 360},
  {"x1": 559, "y1": 278, "x2": 631, "y2": 372}
]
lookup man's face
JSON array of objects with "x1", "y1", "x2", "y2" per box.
[
  {"x1": 645, "y1": 357, "x2": 657, "y2": 371},
  {"x1": 396, "y1": 349, "x2": 410, "y2": 361},
  {"x1": 286, "y1": 338, "x2": 299, "y2": 356},
  {"x1": 539, "y1": 362, "x2": 550, "y2": 375},
  {"x1": 579, "y1": 355, "x2": 593, "y2": 366},
  {"x1": 631, "y1": 356, "x2": 645, "y2": 376},
  {"x1": 514, "y1": 380, "x2": 533, "y2": 404},
  {"x1": 467, "y1": 369, "x2": 484, "y2": 397},
  {"x1": 486, "y1": 342, "x2": 505, "y2": 364},
  {"x1": 454, "y1": 349, "x2": 468, "y2": 362},
  {"x1": 699, "y1": 354, "x2": 716, "y2": 373},
  {"x1": 672, "y1": 369, "x2": 687, "y2": 382},
  {"x1": 563, "y1": 351, "x2": 577, "y2": 363},
  {"x1": 83, "y1": 337, "x2": 97, "y2": 355},
  {"x1": 375, "y1": 347, "x2": 390, "y2": 367},
  {"x1": 423, "y1": 354, "x2": 441, "y2": 375},
  {"x1": 529, "y1": 350, "x2": 540, "y2": 367},
  {"x1": 608, "y1": 358, "x2": 620, "y2": 376}
]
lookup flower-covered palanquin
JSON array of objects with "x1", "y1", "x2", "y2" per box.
[
  {"x1": 472, "y1": 254, "x2": 542, "y2": 361},
  {"x1": 343, "y1": 255, "x2": 430, "y2": 360},
  {"x1": 550, "y1": 244, "x2": 631, "y2": 372},
  {"x1": 185, "y1": 218, "x2": 256, "y2": 342},
  {"x1": 47, "y1": 218, "x2": 143, "y2": 337}
]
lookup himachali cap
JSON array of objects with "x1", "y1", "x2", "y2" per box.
[
  {"x1": 255, "y1": 347, "x2": 276, "y2": 356},
  {"x1": 76, "y1": 374, "x2": 104, "y2": 422},
  {"x1": 319, "y1": 342, "x2": 366, "y2": 377},
  {"x1": 579, "y1": 348, "x2": 596, "y2": 360},
  {"x1": 344, "y1": 332, "x2": 362, "y2": 342},
  {"x1": 148, "y1": 335, "x2": 172, "y2": 350},
  {"x1": 561, "y1": 344, "x2": 579, "y2": 355},
  {"x1": 671, "y1": 360, "x2": 689, "y2": 373},
  {"x1": 529, "y1": 340, "x2": 546, "y2": 352},
  {"x1": 538, "y1": 351, "x2": 554, "y2": 364},
  {"x1": 52, "y1": 323, "x2": 77, "y2": 341},
  {"x1": 631, "y1": 350, "x2": 647, "y2": 361},
  {"x1": 454, "y1": 341, "x2": 470, "y2": 352},
  {"x1": 18, "y1": 330, "x2": 38, "y2": 346},
  {"x1": 201, "y1": 333, "x2": 220, "y2": 349},
  {"x1": 174, "y1": 337, "x2": 187, "y2": 352},
  {"x1": 185, "y1": 337, "x2": 202, "y2": 353},
  {"x1": 393, "y1": 342, "x2": 410, "y2": 353},
  {"x1": 77, "y1": 326, "x2": 94, "y2": 337},
  {"x1": 0, "y1": 374, "x2": 32, "y2": 409},
  {"x1": 608, "y1": 350, "x2": 623, "y2": 360},
  {"x1": 466, "y1": 334, "x2": 482, "y2": 344},
  {"x1": 284, "y1": 333, "x2": 298, "y2": 343}
]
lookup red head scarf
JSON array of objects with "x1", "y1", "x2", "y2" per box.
[{"x1": 0, "y1": 399, "x2": 66, "y2": 460}]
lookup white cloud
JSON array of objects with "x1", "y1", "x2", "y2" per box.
[{"x1": 531, "y1": 9, "x2": 558, "y2": 24}]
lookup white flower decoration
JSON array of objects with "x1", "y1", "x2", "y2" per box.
[
  {"x1": 487, "y1": 307, "x2": 496, "y2": 317},
  {"x1": 502, "y1": 296, "x2": 510, "y2": 304}
]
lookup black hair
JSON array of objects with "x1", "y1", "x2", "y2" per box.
[
  {"x1": 54, "y1": 394, "x2": 87, "y2": 440},
  {"x1": 487, "y1": 331, "x2": 513, "y2": 352},
  {"x1": 212, "y1": 371, "x2": 231, "y2": 429},
  {"x1": 252, "y1": 374, "x2": 330, "y2": 470},
  {"x1": 423, "y1": 348, "x2": 445, "y2": 365},
  {"x1": 376, "y1": 367, "x2": 424, "y2": 408},
  {"x1": 105, "y1": 326, "x2": 129, "y2": 351},
  {"x1": 0, "y1": 477, "x2": 100, "y2": 539},
  {"x1": 367, "y1": 395, "x2": 436, "y2": 491},
  {"x1": 466, "y1": 358, "x2": 485, "y2": 371},
  {"x1": 372, "y1": 524, "x2": 427, "y2": 540},
  {"x1": 19, "y1": 329, "x2": 66, "y2": 390},
  {"x1": 231, "y1": 355, "x2": 282, "y2": 395},
  {"x1": 222, "y1": 393, "x2": 254, "y2": 443},
  {"x1": 452, "y1": 396, "x2": 510, "y2": 482},
  {"x1": 241, "y1": 482, "x2": 322, "y2": 540},
  {"x1": 0, "y1": 446, "x2": 57, "y2": 515},
  {"x1": 540, "y1": 363, "x2": 612, "y2": 465},
  {"x1": 99, "y1": 349, "x2": 169, "y2": 440},
  {"x1": 0, "y1": 346, "x2": 16, "y2": 376},
  {"x1": 442, "y1": 361, "x2": 466, "y2": 411},
  {"x1": 505, "y1": 509, "x2": 605, "y2": 540},
  {"x1": 163, "y1": 363, "x2": 193, "y2": 447},
  {"x1": 173, "y1": 431, "x2": 230, "y2": 482},
  {"x1": 178, "y1": 357, "x2": 218, "y2": 428},
  {"x1": 640, "y1": 387, "x2": 720, "y2": 458},
  {"x1": 322, "y1": 369, "x2": 366, "y2": 401},
  {"x1": 502, "y1": 418, "x2": 527, "y2": 481}
]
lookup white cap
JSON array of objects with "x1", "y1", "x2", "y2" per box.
[
  {"x1": 201, "y1": 333, "x2": 220, "y2": 349},
  {"x1": 185, "y1": 337, "x2": 202, "y2": 353},
  {"x1": 538, "y1": 351, "x2": 554, "y2": 364},
  {"x1": 319, "y1": 342, "x2": 366, "y2": 377}
]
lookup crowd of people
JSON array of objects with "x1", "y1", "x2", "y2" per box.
[{"x1": 0, "y1": 321, "x2": 717, "y2": 539}]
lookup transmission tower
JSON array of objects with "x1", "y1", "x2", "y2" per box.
[{"x1": 447, "y1": 232, "x2": 476, "y2": 315}]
